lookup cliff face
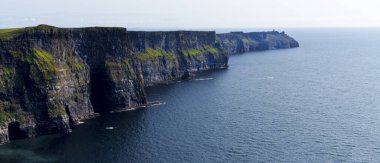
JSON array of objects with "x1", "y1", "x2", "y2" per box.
[
  {"x1": 217, "y1": 31, "x2": 299, "y2": 54},
  {"x1": 0, "y1": 25, "x2": 228, "y2": 144},
  {"x1": 127, "y1": 31, "x2": 228, "y2": 86},
  {"x1": 0, "y1": 25, "x2": 299, "y2": 144}
]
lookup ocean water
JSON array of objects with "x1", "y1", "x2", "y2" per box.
[{"x1": 2, "y1": 28, "x2": 380, "y2": 162}]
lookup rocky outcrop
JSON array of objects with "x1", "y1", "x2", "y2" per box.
[
  {"x1": 0, "y1": 25, "x2": 227, "y2": 144},
  {"x1": 217, "y1": 31, "x2": 299, "y2": 54}
]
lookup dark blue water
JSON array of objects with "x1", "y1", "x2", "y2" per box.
[{"x1": 2, "y1": 29, "x2": 380, "y2": 162}]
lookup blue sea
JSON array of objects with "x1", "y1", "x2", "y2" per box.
[{"x1": 2, "y1": 28, "x2": 380, "y2": 162}]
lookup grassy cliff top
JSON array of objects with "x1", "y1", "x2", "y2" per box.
[
  {"x1": 0, "y1": 24, "x2": 127, "y2": 40},
  {"x1": 0, "y1": 25, "x2": 57, "y2": 40},
  {"x1": 0, "y1": 27, "x2": 25, "y2": 40}
]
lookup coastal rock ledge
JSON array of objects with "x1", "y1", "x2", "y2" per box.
[{"x1": 0, "y1": 25, "x2": 298, "y2": 144}]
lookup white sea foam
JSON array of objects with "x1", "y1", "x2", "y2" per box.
[
  {"x1": 194, "y1": 78, "x2": 214, "y2": 81},
  {"x1": 106, "y1": 127, "x2": 117, "y2": 130},
  {"x1": 149, "y1": 101, "x2": 166, "y2": 107}
]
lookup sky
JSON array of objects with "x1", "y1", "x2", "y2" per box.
[{"x1": 1, "y1": 0, "x2": 380, "y2": 28}]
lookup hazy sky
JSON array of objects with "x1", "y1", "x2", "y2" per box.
[{"x1": 1, "y1": 0, "x2": 380, "y2": 28}]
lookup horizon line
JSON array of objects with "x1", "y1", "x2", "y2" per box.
[{"x1": 1, "y1": 24, "x2": 380, "y2": 30}]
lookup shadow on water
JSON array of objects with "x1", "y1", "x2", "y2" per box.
[
  {"x1": 0, "y1": 134, "x2": 64, "y2": 163},
  {"x1": 0, "y1": 68, "x2": 229, "y2": 163},
  {"x1": 0, "y1": 107, "x2": 149, "y2": 163}
]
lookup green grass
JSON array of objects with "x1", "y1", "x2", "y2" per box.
[
  {"x1": 10, "y1": 48, "x2": 57, "y2": 72},
  {"x1": 0, "y1": 112, "x2": 10, "y2": 126},
  {"x1": 182, "y1": 49, "x2": 202, "y2": 56},
  {"x1": 9, "y1": 50, "x2": 33, "y2": 63},
  {"x1": 0, "y1": 67, "x2": 16, "y2": 75},
  {"x1": 8, "y1": 48, "x2": 56, "y2": 83},
  {"x1": 0, "y1": 28, "x2": 25, "y2": 40},
  {"x1": 242, "y1": 38, "x2": 252, "y2": 43},
  {"x1": 31, "y1": 48, "x2": 56, "y2": 72},
  {"x1": 203, "y1": 45, "x2": 218, "y2": 53},
  {"x1": 137, "y1": 48, "x2": 175, "y2": 60},
  {"x1": 48, "y1": 105, "x2": 66, "y2": 118},
  {"x1": 73, "y1": 62, "x2": 86, "y2": 70},
  {"x1": 182, "y1": 45, "x2": 220, "y2": 56},
  {"x1": 0, "y1": 25, "x2": 57, "y2": 40},
  {"x1": 0, "y1": 112, "x2": 9, "y2": 126},
  {"x1": 0, "y1": 28, "x2": 23, "y2": 34}
]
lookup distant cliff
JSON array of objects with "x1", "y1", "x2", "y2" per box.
[
  {"x1": 217, "y1": 31, "x2": 299, "y2": 54},
  {"x1": 126, "y1": 31, "x2": 228, "y2": 86},
  {"x1": 0, "y1": 25, "x2": 298, "y2": 144}
]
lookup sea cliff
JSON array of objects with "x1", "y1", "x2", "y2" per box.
[
  {"x1": 217, "y1": 31, "x2": 299, "y2": 54},
  {"x1": 0, "y1": 25, "x2": 298, "y2": 144}
]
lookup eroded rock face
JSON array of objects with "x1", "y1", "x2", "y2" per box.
[
  {"x1": 217, "y1": 31, "x2": 299, "y2": 54},
  {"x1": 0, "y1": 25, "x2": 228, "y2": 144}
]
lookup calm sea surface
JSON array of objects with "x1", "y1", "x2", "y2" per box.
[{"x1": 2, "y1": 29, "x2": 380, "y2": 162}]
